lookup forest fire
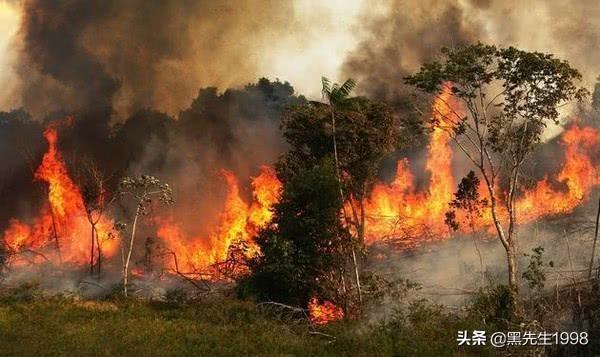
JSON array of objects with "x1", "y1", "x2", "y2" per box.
[
  {"x1": 0, "y1": 121, "x2": 283, "y2": 273},
  {"x1": 362, "y1": 90, "x2": 599, "y2": 245},
  {"x1": 156, "y1": 166, "x2": 282, "y2": 272},
  {"x1": 308, "y1": 298, "x2": 344, "y2": 325},
  {"x1": 1, "y1": 108, "x2": 598, "y2": 275},
  {"x1": 518, "y1": 125, "x2": 599, "y2": 222},
  {"x1": 363, "y1": 86, "x2": 458, "y2": 243},
  {"x1": 2, "y1": 1, "x2": 600, "y2": 352},
  {"x1": 2, "y1": 120, "x2": 118, "y2": 266}
]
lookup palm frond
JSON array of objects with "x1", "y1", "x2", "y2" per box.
[
  {"x1": 337, "y1": 79, "x2": 356, "y2": 99},
  {"x1": 321, "y1": 77, "x2": 331, "y2": 99}
]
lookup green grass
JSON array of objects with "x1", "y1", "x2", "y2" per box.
[{"x1": 0, "y1": 295, "x2": 496, "y2": 356}]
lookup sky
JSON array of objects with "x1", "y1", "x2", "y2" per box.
[{"x1": 0, "y1": 1, "x2": 19, "y2": 109}]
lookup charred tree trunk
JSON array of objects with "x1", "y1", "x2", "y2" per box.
[{"x1": 50, "y1": 209, "x2": 62, "y2": 263}]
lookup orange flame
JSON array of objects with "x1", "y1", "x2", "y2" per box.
[
  {"x1": 518, "y1": 125, "x2": 599, "y2": 222},
  {"x1": 364, "y1": 115, "x2": 599, "y2": 245},
  {"x1": 308, "y1": 297, "x2": 344, "y2": 325},
  {"x1": 2, "y1": 103, "x2": 598, "y2": 277},
  {"x1": 2, "y1": 122, "x2": 118, "y2": 265},
  {"x1": 364, "y1": 85, "x2": 457, "y2": 244},
  {"x1": 157, "y1": 165, "x2": 281, "y2": 271}
]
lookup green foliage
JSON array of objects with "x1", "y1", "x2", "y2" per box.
[
  {"x1": 522, "y1": 246, "x2": 553, "y2": 291},
  {"x1": 321, "y1": 77, "x2": 356, "y2": 108},
  {"x1": 361, "y1": 274, "x2": 420, "y2": 306},
  {"x1": 445, "y1": 170, "x2": 488, "y2": 231},
  {"x1": 0, "y1": 297, "x2": 319, "y2": 356},
  {"x1": 406, "y1": 43, "x2": 587, "y2": 312},
  {"x1": 241, "y1": 160, "x2": 348, "y2": 307},
  {"x1": 280, "y1": 94, "x2": 399, "y2": 200},
  {"x1": 0, "y1": 295, "x2": 502, "y2": 356},
  {"x1": 375, "y1": 300, "x2": 494, "y2": 356},
  {"x1": 405, "y1": 43, "x2": 588, "y2": 160},
  {"x1": 468, "y1": 284, "x2": 512, "y2": 328}
]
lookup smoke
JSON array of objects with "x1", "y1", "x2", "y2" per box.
[
  {"x1": 343, "y1": 0, "x2": 600, "y2": 112},
  {"x1": 462, "y1": 0, "x2": 600, "y2": 87},
  {"x1": 341, "y1": 0, "x2": 600, "y2": 182},
  {"x1": 340, "y1": 0, "x2": 600, "y2": 312},
  {"x1": 7, "y1": 0, "x2": 600, "y2": 119},
  {"x1": 370, "y1": 206, "x2": 599, "y2": 309},
  {"x1": 120, "y1": 80, "x2": 304, "y2": 239},
  {"x1": 0, "y1": 1, "x2": 19, "y2": 110},
  {"x1": 343, "y1": 0, "x2": 477, "y2": 107},
  {"x1": 8, "y1": 0, "x2": 367, "y2": 119},
  {"x1": 11, "y1": 0, "x2": 299, "y2": 119}
]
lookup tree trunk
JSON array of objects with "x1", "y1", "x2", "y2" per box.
[
  {"x1": 470, "y1": 220, "x2": 485, "y2": 287},
  {"x1": 90, "y1": 223, "x2": 95, "y2": 276},
  {"x1": 506, "y1": 166, "x2": 521, "y2": 316},
  {"x1": 506, "y1": 242, "x2": 519, "y2": 315},
  {"x1": 481, "y1": 172, "x2": 520, "y2": 316},
  {"x1": 588, "y1": 197, "x2": 600, "y2": 279},
  {"x1": 351, "y1": 245, "x2": 362, "y2": 304},
  {"x1": 329, "y1": 105, "x2": 362, "y2": 306},
  {"x1": 50, "y1": 210, "x2": 62, "y2": 263},
  {"x1": 94, "y1": 225, "x2": 102, "y2": 277},
  {"x1": 359, "y1": 185, "x2": 366, "y2": 244},
  {"x1": 123, "y1": 205, "x2": 140, "y2": 297}
]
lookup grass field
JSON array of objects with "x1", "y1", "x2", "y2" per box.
[{"x1": 0, "y1": 293, "x2": 496, "y2": 356}]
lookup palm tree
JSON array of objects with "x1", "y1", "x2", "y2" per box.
[
  {"x1": 321, "y1": 77, "x2": 355, "y2": 191},
  {"x1": 321, "y1": 77, "x2": 362, "y2": 304}
]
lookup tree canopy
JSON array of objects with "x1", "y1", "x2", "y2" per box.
[
  {"x1": 242, "y1": 160, "x2": 348, "y2": 307},
  {"x1": 405, "y1": 42, "x2": 587, "y2": 315}
]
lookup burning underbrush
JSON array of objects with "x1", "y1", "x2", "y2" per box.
[
  {"x1": 2, "y1": 116, "x2": 599, "y2": 263},
  {"x1": 0, "y1": 88, "x2": 598, "y2": 327}
]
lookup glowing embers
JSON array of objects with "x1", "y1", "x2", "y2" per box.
[{"x1": 309, "y1": 297, "x2": 344, "y2": 325}]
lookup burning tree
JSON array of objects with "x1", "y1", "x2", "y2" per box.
[
  {"x1": 117, "y1": 175, "x2": 173, "y2": 297},
  {"x1": 73, "y1": 157, "x2": 115, "y2": 277},
  {"x1": 244, "y1": 161, "x2": 349, "y2": 309},
  {"x1": 405, "y1": 43, "x2": 588, "y2": 316},
  {"x1": 277, "y1": 78, "x2": 401, "y2": 309}
]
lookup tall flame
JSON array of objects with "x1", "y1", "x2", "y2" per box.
[
  {"x1": 364, "y1": 85, "x2": 457, "y2": 244},
  {"x1": 157, "y1": 165, "x2": 281, "y2": 271},
  {"x1": 363, "y1": 119, "x2": 599, "y2": 244},
  {"x1": 518, "y1": 125, "x2": 599, "y2": 222},
  {"x1": 1, "y1": 105, "x2": 598, "y2": 276},
  {"x1": 2, "y1": 122, "x2": 118, "y2": 265}
]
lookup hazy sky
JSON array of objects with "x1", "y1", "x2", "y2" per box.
[
  {"x1": 0, "y1": 0, "x2": 367, "y2": 112},
  {"x1": 0, "y1": 1, "x2": 19, "y2": 109},
  {"x1": 0, "y1": 0, "x2": 598, "y2": 122}
]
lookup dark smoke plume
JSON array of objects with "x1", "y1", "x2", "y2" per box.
[
  {"x1": 344, "y1": 0, "x2": 600, "y2": 105},
  {"x1": 16, "y1": 0, "x2": 296, "y2": 119}
]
